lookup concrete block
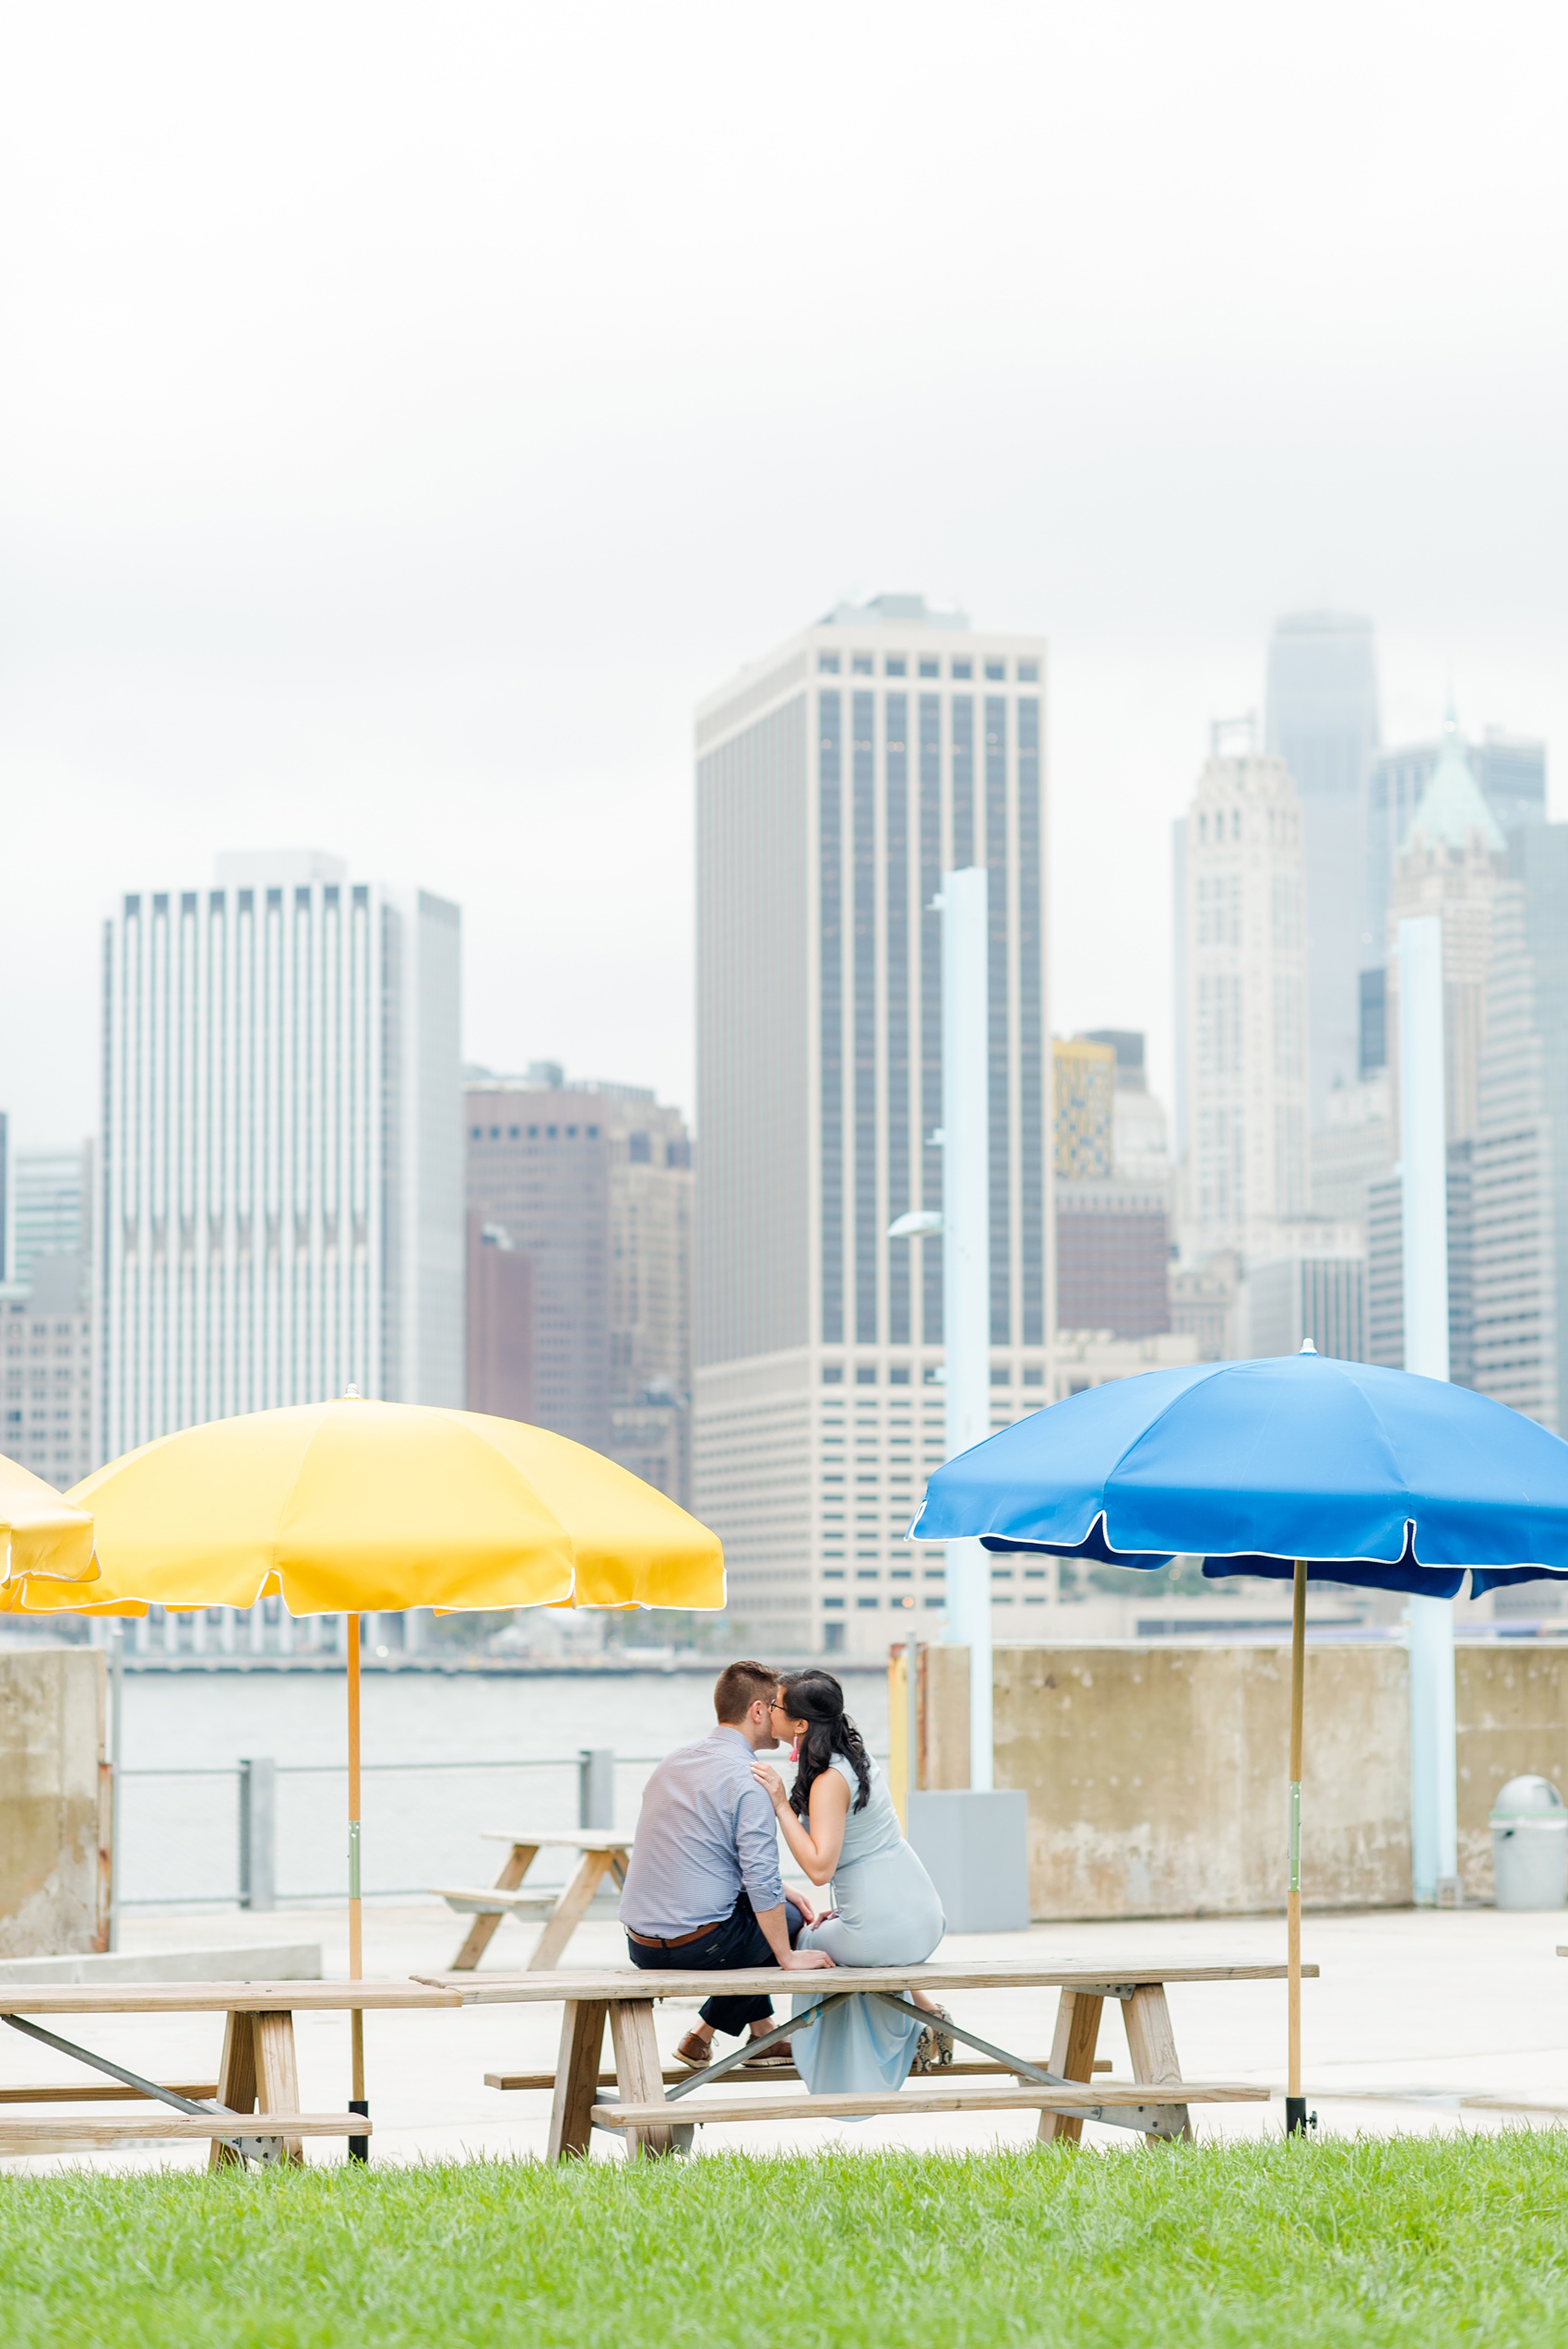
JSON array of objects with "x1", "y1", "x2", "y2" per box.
[
  {"x1": 0, "y1": 1647, "x2": 108, "y2": 1959},
  {"x1": 0, "y1": 1942, "x2": 322, "y2": 1985},
  {"x1": 907, "y1": 1790, "x2": 1031, "y2": 1934},
  {"x1": 1456, "y1": 1647, "x2": 1568, "y2": 1902},
  {"x1": 992, "y1": 1643, "x2": 1411, "y2": 1920}
]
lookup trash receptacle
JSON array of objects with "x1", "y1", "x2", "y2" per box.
[{"x1": 1490, "y1": 1775, "x2": 1568, "y2": 1910}]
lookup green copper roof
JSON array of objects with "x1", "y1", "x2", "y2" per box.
[{"x1": 1402, "y1": 705, "x2": 1507, "y2": 856}]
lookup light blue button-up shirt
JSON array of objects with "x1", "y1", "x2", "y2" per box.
[{"x1": 618, "y1": 1725, "x2": 785, "y2": 1938}]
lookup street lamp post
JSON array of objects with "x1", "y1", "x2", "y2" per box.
[
  {"x1": 890, "y1": 866, "x2": 992, "y2": 1793},
  {"x1": 1399, "y1": 913, "x2": 1460, "y2": 1904},
  {"x1": 885, "y1": 866, "x2": 1028, "y2": 1933}
]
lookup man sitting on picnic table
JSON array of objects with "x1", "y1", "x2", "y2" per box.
[{"x1": 619, "y1": 1658, "x2": 836, "y2": 2069}]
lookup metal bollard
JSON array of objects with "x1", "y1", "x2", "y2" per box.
[
  {"x1": 238, "y1": 1758, "x2": 277, "y2": 1911},
  {"x1": 577, "y1": 1748, "x2": 615, "y2": 1830}
]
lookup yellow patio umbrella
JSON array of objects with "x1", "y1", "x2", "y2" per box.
[
  {"x1": 0, "y1": 1453, "x2": 97, "y2": 1590},
  {"x1": 4, "y1": 1392, "x2": 724, "y2": 2123}
]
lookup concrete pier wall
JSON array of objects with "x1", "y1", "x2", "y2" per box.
[
  {"x1": 0, "y1": 1647, "x2": 110, "y2": 1958},
  {"x1": 912, "y1": 1641, "x2": 1568, "y2": 1917}
]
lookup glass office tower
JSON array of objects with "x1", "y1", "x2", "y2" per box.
[
  {"x1": 1265, "y1": 613, "x2": 1381, "y2": 1124},
  {"x1": 694, "y1": 595, "x2": 1052, "y2": 1655}
]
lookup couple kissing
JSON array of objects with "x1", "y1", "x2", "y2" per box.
[{"x1": 618, "y1": 1659, "x2": 952, "y2": 2093}]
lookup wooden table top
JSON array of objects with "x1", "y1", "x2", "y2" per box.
[
  {"x1": 480, "y1": 1830, "x2": 635, "y2": 1849},
  {"x1": 417, "y1": 1959, "x2": 1319, "y2": 2004},
  {"x1": 0, "y1": 1982, "x2": 465, "y2": 2015}
]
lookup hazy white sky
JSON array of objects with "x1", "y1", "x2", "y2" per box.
[{"x1": 3, "y1": 0, "x2": 1563, "y2": 1144}]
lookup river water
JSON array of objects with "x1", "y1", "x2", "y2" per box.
[{"x1": 115, "y1": 1667, "x2": 890, "y2": 1913}]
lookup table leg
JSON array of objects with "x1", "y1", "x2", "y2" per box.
[
  {"x1": 529, "y1": 1848, "x2": 618, "y2": 1972},
  {"x1": 450, "y1": 1843, "x2": 539, "y2": 1971},
  {"x1": 548, "y1": 1999, "x2": 609, "y2": 2161},
  {"x1": 1036, "y1": 1990, "x2": 1103, "y2": 2148},
  {"x1": 209, "y1": 2009, "x2": 259, "y2": 2172},
  {"x1": 1123, "y1": 1984, "x2": 1192, "y2": 2145},
  {"x1": 252, "y1": 2011, "x2": 305, "y2": 2166},
  {"x1": 608, "y1": 2000, "x2": 672, "y2": 2159}
]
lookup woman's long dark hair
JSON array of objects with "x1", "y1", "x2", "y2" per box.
[{"x1": 779, "y1": 1670, "x2": 873, "y2": 1819}]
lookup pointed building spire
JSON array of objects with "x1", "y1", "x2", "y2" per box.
[{"x1": 1402, "y1": 696, "x2": 1506, "y2": 858}]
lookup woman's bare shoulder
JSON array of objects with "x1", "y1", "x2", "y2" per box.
[{"x1": 809, "y1": 1759, "x2": 854, "y2": 1809}]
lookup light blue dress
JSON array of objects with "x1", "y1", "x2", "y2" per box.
[{"x1": 790, "y1": 1755, "x2": 945, "y2": 2094}]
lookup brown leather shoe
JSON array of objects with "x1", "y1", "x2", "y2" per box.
[{"x1": 676, "y1": 2032, "x2": 713, "y2": 2068}]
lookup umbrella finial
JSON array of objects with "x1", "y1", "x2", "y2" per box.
[
  {"x1": 1299, "y1": 1339, "x2": 1318, "y2": 1355},
  {"x1": 341, "y1": 1385, "x2": 363, "y2": 1401}
]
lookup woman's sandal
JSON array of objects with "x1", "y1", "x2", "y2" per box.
[
  {"x1": 912, "y1": 2008, "x2": 956, "y2": 2073},
  {"x1": 742, "y1": 2038, "x2": 794, "y2": 2069}
]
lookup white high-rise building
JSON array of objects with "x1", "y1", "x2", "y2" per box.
[
  {"x1": 1178, "y1": 733, "x2": 1311, "y2": 1258},
  {"x1": 98, "y1": 851, "x2": 463, "y2": 1464},
  {"x1": 1471, "y1": 824, "x2": 1568, "y2": 1431},
  {"x1": 693, "y1": 594, "x2": 1052, "y2": 1657}
]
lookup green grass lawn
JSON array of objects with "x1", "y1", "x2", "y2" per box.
[{"x1": 3, "y1": 2134, "x2": 1565, "y2": 2349}]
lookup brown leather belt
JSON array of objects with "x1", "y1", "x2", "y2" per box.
[{"x1": 624, "y1": 1920, "x2": 724, "y2": 1950}]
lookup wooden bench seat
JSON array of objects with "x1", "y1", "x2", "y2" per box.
[
  {"x1": 485, "y1": 2058, "x2": 1113, "y2": 2091},
  {"x1": 0, "y1": 2081, "x2": 218, "y2": 2105},
  {"x1": 434, "y1": 1887, "x2": 560, "y2": 1919},
  {"x1": 0, "y1": 2111, "x2": 368, "y2": 2149},
  {"x1": 593, "y1": 2081, "x2": 1268, "y2": 2131}
]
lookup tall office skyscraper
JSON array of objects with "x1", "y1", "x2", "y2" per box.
[
  {"x1": 98, "y1": 852, "x2": 463, "y2": 1462},
  {"x1": 1265, "y1": 612, "x2": 1380, "y2": 1121},
  {"x1": 1471, "y1": 824, "x2": 1568, "y2": 1430},
  {"x1": 1054, "y1": 1031, "x2": 1171, "y2": 1341},
  {"x1": 465, "y1": 1070, "x2": 694, "y2": 1504},
  {"x1": 694, "y1": 594, "x2": 1051, "y2": 1655},
  {"x1": 11, "y1": 1144, "x2": 92, "y2": 1290},
  {"x1": 1178, "y1": 738, "x2": 1311, "y2": 1256}
]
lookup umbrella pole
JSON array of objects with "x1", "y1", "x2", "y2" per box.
[
  {"x1": 1287, "y1": 1558, "x2": 1307, "y2": 2138},
  {"x1": 347, "y1": 1613, "x2": 368, "y2": 2161}
]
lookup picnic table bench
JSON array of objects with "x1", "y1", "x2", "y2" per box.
[
  {"x1": 420, "y1": 1958, "x2": 1311, "y2": 2160},
  {"x1": 435, "y1": 1829, "x2": 633, "y2": 1972},
  {"x1": 0, "y1": 1981, "x2": 461, "y2": 2166}
]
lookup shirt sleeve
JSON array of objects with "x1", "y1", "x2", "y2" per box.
[{"x1": 733, "y1": 1773, "x2": 786, "y2": 1914}]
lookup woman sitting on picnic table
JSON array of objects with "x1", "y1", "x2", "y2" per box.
[{"x1": 751, "y1": 1670, "x2": 953, "y2": 2094}]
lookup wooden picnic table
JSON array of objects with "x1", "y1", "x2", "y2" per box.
[
  {"x1": 419, "y1": 1957, "x2": 1312, "y2": 2161},
  {"x1": 435, "y1": 1828, "x2": 633, "y2": 1972},
  {"x1": 0, "y1": 1980, "x2": 461, "y2": 2166}
]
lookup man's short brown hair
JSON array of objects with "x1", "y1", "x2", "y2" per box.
[{"x1": 713, "y1": 1659, "x2": 778, "y2": 1724}]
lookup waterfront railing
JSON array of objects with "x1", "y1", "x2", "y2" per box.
[
  {"x1": 116, "y1": 1748, "x2": 663, "y2": 1911},
  {"x1": 117, "y1": 1742, "x2": 892, "y2": 1911}
]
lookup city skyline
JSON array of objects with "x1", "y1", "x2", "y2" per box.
[
  {"x1": 1, "y1": 611, "x2": 1550, "y2": 1193},
  {"x1": 0, "y1": 617, "x2": 1552, "y2": 1168}
]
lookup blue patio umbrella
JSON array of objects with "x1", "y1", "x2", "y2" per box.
[{"x1": 910, "y1": 1343, "x2": 1568, "y2": 2130}]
